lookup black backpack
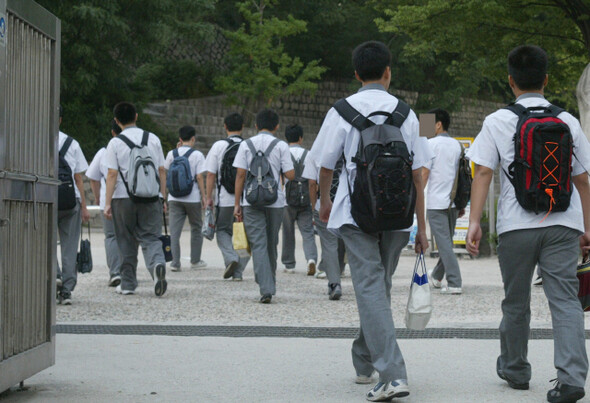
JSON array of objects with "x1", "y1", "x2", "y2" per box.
[
  {"x1": 285, "y1": 149, "x2": 310, "y2": 208},
  {"x1": 450, "y1": 144, "x2": 472, "y2": 210},
  {"x1": 334, "y1": 98, "x2": 415, "y2": 233},
  {"x1": 58, "y1": 136, "x2": 77, "y2": 211},
  {"x1": 329, "y1": 155, "x2": 345, "y2": 202},
  {"x1": 502, "y1": 103, "x2": 573, "y2": 215},
  {"x1": 219, "y1": 136, "x2": 242, "y2": 194}
]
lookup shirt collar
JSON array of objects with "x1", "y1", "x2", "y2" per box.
[
  {"x1": 438, "y1": 132, "x2": 450, "y2": 138},
  {"x1": 515, "y1": 93, "x2": 546, "y2": 102},
  {"x1": 358, "y1": 83, "x2": 387, "y2": 93},
  {"x1": 258, "y1": 131, "x2": 275, "y2": 137}
]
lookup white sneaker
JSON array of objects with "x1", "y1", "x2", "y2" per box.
[
  {"x1": 355, "y1": 373, "x2": 374, "y2": 384},
  {"x1": 440, "y1": 286, "x2": 462, "y2": 295},
  {"x1": 108, "y1": 275, "x2": 121, "y2": 287},
  {"x1": 315, "y1": 270, "x2": 327, "y2": 279},
  {"x1": 191, "y1": 260, "x2": 207, "y2": 269},
  {"x1": 170, "y1": 265, "x2": 181, "y2": 272},
  {"x1": 284, "y1": 267, "x2": 295, "y2": 274},
  {"x1": 307, "y1": 259, "x2": 316, "y2": 276},
  {"x1": 366, "y1": 380, "x2": 410, "y2": 401},
  {"x1": 533, "y1": 275, "x2": 543, "y2": 286},
  {"x1": 428, "y1": 270, "x2": 442, "y2": 288},
  {"x1": 115, "y1": 285, "x2": 135, "y2": 295}
]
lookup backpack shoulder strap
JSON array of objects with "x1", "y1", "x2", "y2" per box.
[
  {"x1": 504, "y1": 103, "x2": 528, "y2": 116},
  {"x1": 264, "y1": 138, "x2": 280, "y2": 157},
  {"x1": 183, "y1": 148, "x2": 195, "y2": 158},
  {"x1": 547, "y1": 104, "x2": 565, "y2": 116},
  {"x1": 117, "y1": 134, "x2": 136, "y2": 149},
  {"x1": 60, "y1": 136, "x2": 74, "y2": 157},
  {"x1": 388, "y1": 100, "x2": 411, "y2": 128},
  {"x1": 245, "y1": 139, "x2": 257, "y2": 155},
  {"x1": 141, "y1": 131, "x2": 149, "y2": 146},
  {"x1": 333, "y1": 99, "x2": 373, "y2": 132},
  {"x1": 301, "y1": 149, "x2": 308, "y2": 165},
  {"x1": 173, "y1": 148, "x2": 179, "y2": 159}
]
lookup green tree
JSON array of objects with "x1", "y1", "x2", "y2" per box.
[
  {"x1": 214, "y1": 0, "x2": 327, "y2": 123},
  {"x1": 36, "y1": 0, "x2": 215, "y2": 156},
  {"x1": 373, "y1": 0, "x2": 589, "y2": 110}
]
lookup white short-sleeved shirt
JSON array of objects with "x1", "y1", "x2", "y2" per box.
[
  {"x1": 301, "y1": 152, "x2": 321, "y2": 211},
  {"x1": 232, "y1": 132, "x2": 294, "y2": 208},
  {"x1": 425, "y1": 133, "x2": 462, "y2": 209},
  {"x1": 283, "y1": 145, "x2": 308, "y2": 206},
  {"x1": 467, "y1": 93, "x2": 590, "y2": 235},
  {"x1": 309, "y1": 84, "x2": 432, "y2": 232},
  {"x1": 104, "y1": 127, "x2": 165, "y2": 200},
  {"x1": 164, "y1": 146, "x2": 206, "y2": 203},
  {"x1": 59, "y1": 131, "x2": 88, "y2": 200},
  {"x1": 204, "y1": 135, "x2": 244, "y2": 207},
  {"x1": 85, "y1": 147, "x2": 107, "y2": 209}
]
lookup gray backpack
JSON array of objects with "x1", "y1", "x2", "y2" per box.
[
  {"x1": 117, "y1": 131, "x2": 160, "y2": 203},
  {"x1": 244, "y1": 138, "x2": 280, "y2": 207}
]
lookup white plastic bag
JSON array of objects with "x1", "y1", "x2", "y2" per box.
[
  {"x1": 201, "y1": 206, "x2": 215, "y2": 241},
  {"x1": 405, "y1": 253, "x2": 432, "y2": 330}
]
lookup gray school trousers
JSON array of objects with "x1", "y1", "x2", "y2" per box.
[
  {"x1": 340, "y1": 224, "x2": 410, "y2": 382},
  {"x1": 101, "y1": 212, "x2": 121, "y2": 278},
  {"x1": 313, "y1": 209, "x2": 342, "y2": 285},
  {"x1": 243, "y1": 206, "x2": 284, "y2": 296},
  {"x1": 111, "y1": 198, "x2": 165, "y2": 291},
  {"x1": 428, "y1": 208, "x2": 461, "y2": 287},
  {"x1": 281, "y1": 205, "x2": 318, "y2": 268},
  {"x1": 496, "y1": 226, "x2": 588, "y2": 387},
  {"x1": 168, "y1": 201, "x2": 203, "y2": 268},
  {"x1": 57, "y1": 200, "x2": 81, "y2": 293},
  {"x1": 216, "y1": 206, "x2": 250, "y2": 278}
]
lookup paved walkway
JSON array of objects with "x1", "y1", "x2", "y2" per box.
[{"x1": 1, "y1": 228, "x2": 588, "y2": 402}]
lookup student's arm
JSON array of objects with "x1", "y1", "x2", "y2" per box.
[
  {"x1": 412, "y1": 168, "x2": 428, "y2": 254},
  {"x1": 309, "y1": 179, "x2": 318, "y2": 211},
  {"x1": 466, "y1": 164, "x2": 493, "y2": 256},
  {"x1": 104, "y1": 169, "x2": 118, "y2": 220},
  {"x1": 573, "y1": 173, "x2": 590, "y2": 255},
  {"x1": 206, "y1": 172, "x2": 216, "y2": 208},
  {"x1": 196, "y1": 173, "x2": 206, "y2": 209},
  {"x1": 90, "y1": 179, "x2": 101, "y2": 206},
  {"x1": 159, "y1": 166, "x2": 167, "y2": 213},
  {"x1": 233, "y1": 168, "x2": 247, "y2": 221},
  {"x1": 422, "y1": 167, "x2": 430, "y2": 187},
  {"x1": 319, "y1": 167, "x2": 334, "y2": 223},
  {"x1": 74, "y1": 173, "x2": 90, "y2": 223},
  {"x1": 283, "y1": 169, "x2": 295, "y2": 182}
]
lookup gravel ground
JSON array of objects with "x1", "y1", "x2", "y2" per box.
[{"x1": 57, "y1": 227, "x2": 582, "y2": 329}]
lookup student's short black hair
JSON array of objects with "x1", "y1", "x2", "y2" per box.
[
  {"x1": 352, "y1": 41, "x2": 392, "y2": 82},
  {"x1": 113, "y1": 102, "x2": 137, "y2": 125},
  {"x1": 179, "y1": 125, "x2": 196, "y2": 141},
  {"x1": 508, "y1": 45, "x2": 548, "y2": 91},
  {"x1": 111, "y1": 119, "x2": 122, "y2": 135},
  {"x1": 224, "y1": 112, "x2": 244, "y2": 132},
  {"x1": 285, "y1": 124, "x2": 303, "y2": 143},
  {"x1": 256, "y1": 108, "x2": 279, "y2": 132},
  {"x1": 428, "y1": 108, "x2": 451, "y2": 132}
]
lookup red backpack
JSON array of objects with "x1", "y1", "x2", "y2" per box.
[{"x1": 502, "y1": 103, "x2": 573, "y2": 217}]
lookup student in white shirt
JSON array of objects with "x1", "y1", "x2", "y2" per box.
[
  {"x1": 86, "y1": 119, "x2": 122, "y2": 287},
  {"x1": 164, "y1": 126, "x2": 207, "y2": 271},
  {"x1": 233, "y1": 109, "x2": 295, "y2": 303},
  {"x1": 104, "y1": 102, "x2": 168, "y2": 297},
  {"x1": 311, "y1": 41, "x2": 429, "y2": 401},
  {"x1": 56, "y1": 107, "x2": 90, "y2": 305},
  {"x1": 467, "y1": 45, "x2": 590, "y2": 402},
  {"x1": 422, "y1": 108, "x2": 463, "y2": 294},
  {"x1": 281, "y1": 124, "x2": 318, "y2": 275},
  {"x1": 205, "y1": 112, "x2": 250, "y2": 280},
  {"x1": 302, "y1": 153, "x2": 344, "y2": 300}
]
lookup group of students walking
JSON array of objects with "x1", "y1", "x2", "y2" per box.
[{"x1": 54, "y1": 40, "x2": 590, "y2": 402}]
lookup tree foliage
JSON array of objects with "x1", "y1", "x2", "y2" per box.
[
  {"x1": 35, "y1": 0, "x2": 215, "y2": 156},
  {"x1": 373, "y1": 0, "x2": 590, "y2": 111},
  {"x1": 214, "y1": 0, "x2": 327, "y2": 122}
]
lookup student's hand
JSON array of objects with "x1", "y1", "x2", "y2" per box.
[
  {"x1": 458, "y1": 208, "x2": 466, "y2": 218},
  {"x1": 466, "y1": 222, "x2": 482, "y2": 256},
  {"x1": 104, "y1": 205, "x2": 112, "y2": 220},
  {"x1": 414, "y1": 230, "x2": 428, "y2": 254},
  {"x1": 206, "y1": 197, "x2": 214, "y2": 208},
  {"x1": 162, "y1": 200, "x2": 167, "y2": 214},
  {"x1": 579, "y1": 231, "x2": 590, "y2": 255},
  {"x1": 234, "y1": 205, "x2": 242, "y2": 222},
  {"x1": 81, "y1": 206, "x2": 90, "y2": 223},
  {"x1": 319, "y1": 200, "x2": 332, "y2": 223}
]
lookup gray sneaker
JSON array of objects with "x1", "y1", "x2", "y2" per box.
[{"x1": 329, "y1": 283, "x2": 342, "y2": 300}]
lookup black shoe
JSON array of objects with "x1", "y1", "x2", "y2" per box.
[
  {"x1": 260, "y1": 294, "x2": 272, "y2": 304},
  {"x1": 497, "y1": 369, "x2": 529, "y2": 390},
  {"x1": 547, "y1": 380, "x2": 585, "y2": 403},
  {"x1": 59, "y1": 291, "x2": 72, "y2": 306},
  {"x1": 154, "y1": 263, "x2": 167, "y2": 297},
  {"x1": 223, "y1": 261, "x2": 238, "y2": 279},
  {"x1": 328, "y1": 283, "x2": 342, "y2": 300}
]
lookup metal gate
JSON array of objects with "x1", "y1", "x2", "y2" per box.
[{"x1": 0, "y1": 0, "x2": 60, "y2": 392}]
